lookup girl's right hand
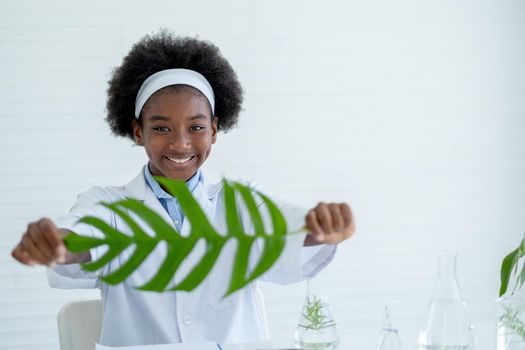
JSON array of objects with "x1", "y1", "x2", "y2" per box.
[{"x1": 11, "y1": 218, "x2": 67, "y2": 267}]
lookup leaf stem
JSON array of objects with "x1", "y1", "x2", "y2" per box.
[{"x1": 287, "y1": 228, "x2": 309, "y2": 236}]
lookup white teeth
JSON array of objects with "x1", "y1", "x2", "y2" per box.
[{"x1": 166, "y1": 156, "x2": 193, "y2": 164}]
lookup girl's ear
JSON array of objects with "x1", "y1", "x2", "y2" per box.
[
  {"x1": 132, "y1": 119, "x2": 143, "y2": 145},
  {"x1": 211, "y1": 116, "x2": 218, "y2": 144}
]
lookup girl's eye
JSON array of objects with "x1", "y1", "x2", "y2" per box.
[
  {"x1": 190, "y1": 125, "x2": 205, "y2": 132},
  {"x1": 153, "y1": 126, "x2": 169, "y2": 132}
]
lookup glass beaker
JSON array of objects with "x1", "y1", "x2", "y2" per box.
[
  {"x1": 497, "y1": 295, "x2": 525, "y2": 350},
  {"x1": 418, "y1": 253, "x2": 474, "y2": 350},
  {"x1": 295, "y1": 273, "x2": 340, "y2": 349}
]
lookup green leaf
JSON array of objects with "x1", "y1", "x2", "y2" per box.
[
  {"x1": 258, "y1": 191, "x2": 287, "y2": 237},
  {"x1": 223, "y1": 179, "x2": 243, "y2": 237},
  {"x1": 244, "y1": 192, "x2": 287, "y2": 281},
  {"x1": 110, "y1": 199, "x2": 178, "y2": 241},
  {"x1": 233, "y1": 182, "x2": 265, "y2": 235},
  {"x1": 63, "y1": 232, "x2": 107, "y2": 252},
  {"x1": 137, "y1": 238, "x2": 197, "y2": 291},
  {"x1": 516, "y1": 236, "x2": 525, "y2": 290},
  {"x1": 500, "y1": 248, "x2": 519, "y2": 297},
  {"x1": 499, "y1": 233, "x2": 525, "y2": 297},
  {"x1": 519, "y1": 235, "x2": 525, "y2": 258},
  {"x1": 221, "y1": 180, "x2": 259, "y2": 294},
  {"x1": 225, "y1": 235, "x2": 257, "y2": 296},
  {"x1": 100, "y1": 239, "x2": 158, "y2": 285},
  {"x1": 102, "y1": 202, "x2": 156, "y2": 241},
  {"x1": 518, "y1": 262, "x2": 525, "y2": 290},
  {"x1": 81, "y1": 244, "x2": 128, "y2": 272},
  {"x1": 171, "y1": 237, "x2": 227, "y2": 291},
  {"x1": 64, "y1": 216, "x2": 134, "y2": 272},
  {"x1": 63, "y1": 176, "x2": 300, "y2": 297},
  {"x1": 224, "y1": 190, "x2": 287, "y2": 297},
  {"x1": 155, "y1": 177, "x2": 218, "y2": 238},
  {"x1": 78, "y1": 216, "x2": 131, "y2": 243}
]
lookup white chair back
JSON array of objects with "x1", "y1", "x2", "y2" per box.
[{"x1": 57, "y1": 299, "x2": 103, "y2": 350}]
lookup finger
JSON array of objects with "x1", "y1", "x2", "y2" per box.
[
  {"x1": 341, "y1": 203, "x2": 356, "y2": 238},
  {"x1": 307, "y1": 203, "x2": 356, "y2": 244},
  {"x1": 28, "y1": 222, "x2": 58, "y2": 262},
  {"x1": 28, "y1": 222, "x2": 55, "y2": 261},
  {"x1": 21, "y1": 232, "x2": 50, "y2": 265},
  {"x1": 315, "y1": 202, "x2": 334, "y2": 234},
  {"x1": 328, "y1": 203, "x2": 344, "y2": 232},
  {"x1": 21, "y1": 230, "x2": 52, "y2": 265},
  {"x1": 37, "y1": 218, "x2": 66, "y2": 262},
  {"x1": 320, "y1": 231, "x2": 347, "y2": 244},
  {"x1": 11, "y1": 244, "x2": 36, "y2": 266},
  {"x1": 305, "y1": 210, "x2": 325, "y2": 241}
]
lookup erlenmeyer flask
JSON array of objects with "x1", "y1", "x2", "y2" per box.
[
  {"x1": 418, "y1": 253, "x2": 474, "y2": 350},
  {"x1": 295, "y1": 273, "x2": 340, "y2": 349},
  {"x1": 497, "y1": 295, "x2": 525, "y2": 349},
  {"x1": 377, "y1": 307, "x2": 403, "y2": 350}
]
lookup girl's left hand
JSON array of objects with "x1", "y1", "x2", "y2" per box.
[{"x1": 304, "y1": 202, "x2": 355, "y2": 245}]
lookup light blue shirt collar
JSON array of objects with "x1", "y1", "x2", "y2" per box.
[{"x1": 143, "y1": 164, "x2": 202, "y2": 199}]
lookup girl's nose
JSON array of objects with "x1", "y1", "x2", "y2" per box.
[{"x1": 169, "y1": 131, "x2": 191, "y2": 151}]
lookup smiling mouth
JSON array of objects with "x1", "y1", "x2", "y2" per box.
[{"x1": 164, "y1": 155, "x2": 195, "y2": 164}]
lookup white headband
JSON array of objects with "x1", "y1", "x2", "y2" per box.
[{"x1": 134, "y1": 68, "x2": 215, "y2": 118}]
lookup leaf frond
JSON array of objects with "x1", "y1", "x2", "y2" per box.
[
  {"x1": 500, "y1": 249, "x2": 519, "y2": 297},
  {"x1": 109, "y1": 199, "x2": 178, "y2": 241},
  {"x1": 65, "y1": 176, "x2": 296, "y2": 297},
  {"x1": 170, "y1": 237, "x2": 228, "y2": 292}
]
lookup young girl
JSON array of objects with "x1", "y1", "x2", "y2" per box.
[{"x1": 11, "y1": 29, "x2": 355, "y2": 346}]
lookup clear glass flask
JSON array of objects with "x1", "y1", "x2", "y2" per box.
[
  {"x1": 295, "y1": 273, "x2": 340, "y2": 349},
  {"x1": 377, "y1": 307, "x2": 403, "y2": 350},
  {"x1": 418, "y1": 253, "x2": 474, "y2": 350},
  {"x1": 496, "y1": 295, "x2": 525, "y2": 350}
]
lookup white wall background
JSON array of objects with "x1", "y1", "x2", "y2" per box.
[{"x1": 1, "y1": 0, "x2": 524, "y2": 349}]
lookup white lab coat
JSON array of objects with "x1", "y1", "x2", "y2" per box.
[{"x1": 47, "y1": 168, "x2": 336, "y2": 346}]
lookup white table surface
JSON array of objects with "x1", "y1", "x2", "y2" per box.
[{"x1": 95, "y1": 321, "x2": 496, "y2": 350}]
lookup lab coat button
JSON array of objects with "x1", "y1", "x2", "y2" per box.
[
  {"x1": 183, "y1": 315, "x2": 192, "y2": 325},
  {"x1": 174, "y1": 219, "x2": 180, "y2": 225}
]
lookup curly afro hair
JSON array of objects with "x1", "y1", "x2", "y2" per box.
[{"x1": 106, "y1": 29, "x2": 243, "y2": 140}]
